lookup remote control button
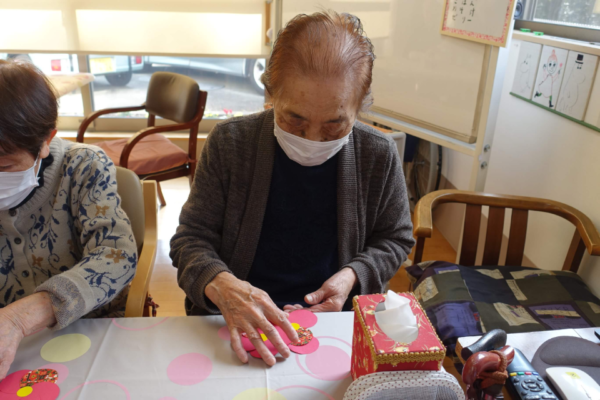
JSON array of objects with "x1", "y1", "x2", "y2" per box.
[
  {"x1": 525, "y1": 396, "x2": 540, "y2": 400},
  {"x1": 533, "y1": 372, "x2": 539, "y2": 375},
  {"x1": 525, "y1": 372, "x2": 532, "y2": 375},
  {"x1": 510, "y1": 372, "x2": 517, "y2": 377},
  {"x1": 525, "y1": 379, "x2": 536, "y2": 383},
  {"x1": 547, "y1": 390, "x2": 552, "y2": 394},
  {"x1": 537, "y1": 377, "x2": 543, "y2": 382},
  {"x1": 512, "y1": 377, "x2": 520, "y2": 383},
  {"x1": 521, "y1": 392, "x2": 529, "y2": 397},
  {"x1": 530, "y1": 388, "x2": 542, "y2": 392},
  {"x1": 518, "y1": 372, "x2": 525, "y2": 375},
  {"x1": 522, "y1": 382, "x2": 530, "y2": 390},
  {"x1": 542, "y1": 396, "x2": 556, "y2": 399}
]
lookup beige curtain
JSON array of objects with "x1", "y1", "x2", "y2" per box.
[{"x1": 0, "y1": 0, "x2": 267, "y2": 56}]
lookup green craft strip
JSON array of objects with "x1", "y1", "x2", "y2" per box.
[{"x1": 510, "y1": 92, "x2": 600, "y2": 133}]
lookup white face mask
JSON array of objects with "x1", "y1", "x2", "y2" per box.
[
  {"x1": 0, "y1": 157, "x2": 41, "y2": 211},
  {"x1": 274, "y1": 120, "x2": 352, "y2": 167}
]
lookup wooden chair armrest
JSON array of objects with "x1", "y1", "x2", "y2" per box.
[
  {"x1": 413, "y1": 190, "x2": 456, "y2": 239},
  {"x1": 414, "y1": 189, "x2": 600, "y2": 256},
  {"x1": 119, "y1": 122, "x2": 194, "y2": 169},
  {"x1": 573, "y1": 214, "x2": 600, "y2": 256},
  {"x1": 77, "y1": 105, "x2": 146, "y2": 143},
  {"x1": 125, "y1": 180, "x2": 158, "y2": 318}
]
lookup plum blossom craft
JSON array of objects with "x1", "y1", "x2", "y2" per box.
[
  {"x1": 241, "y1": 309, "x2": 320, "y2": 358},
  {"x1": 0, "y1": 369, "x2": 60, "y2": 400}
]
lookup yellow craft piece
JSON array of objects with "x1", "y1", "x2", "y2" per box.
[
  {"x1": 291, "y1": 323, "x2": 300, "y2": 330},
  {"x1": 260, "y1": 333, "x2": 268, "y2": 341},
  {"x1": 17, "y1": 387, "x2": 33, "y2": 397},
  {"x1": 566, "y1": 371, "x2": 581, "y2": 379}
]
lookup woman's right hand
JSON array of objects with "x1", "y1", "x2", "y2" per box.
[{"x1": 205, "y1": 272, "x2": 299, "y2": 366}]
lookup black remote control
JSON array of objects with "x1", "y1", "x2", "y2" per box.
[{"x1": 506, "y1": 348, "x2": 559, "y2": 400}]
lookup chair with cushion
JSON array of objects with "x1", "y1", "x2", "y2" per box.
[
  {"x1": 115, "y1": 167, "x2": 158, "y2": 317},
  {"x1": 407, "y1": 189, "x2": 600, "y2": 351},
  {"x1": 77, "y1": 72, "x2": 208, "y2": 206}
]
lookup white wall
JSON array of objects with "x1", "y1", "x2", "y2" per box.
[
  {"x1": 437, "y1": 38, "x2": 600, "y2": 296},
  {"x1": 434, "y1": 148, "x2": 473, "y2": 251}
]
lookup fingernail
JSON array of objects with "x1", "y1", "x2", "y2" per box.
[{"x1": 306, "y1": 295, "x2": 313, "y2": 302}]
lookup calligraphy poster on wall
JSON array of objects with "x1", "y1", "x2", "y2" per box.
[{"x1": 441, "y1": 0, "x2": 516, "y2": 47}]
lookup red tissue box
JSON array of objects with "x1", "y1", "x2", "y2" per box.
[{"x1": 351, "y1": 292, "x2": 446, "y2": 380}]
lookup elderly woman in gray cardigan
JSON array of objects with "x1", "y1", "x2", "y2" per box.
[
  {"x1": 0, "y1": 60, "x2": 137, "y2": 379},
  {"x1": 171, "y1": 11, "x2": 414, "y2": 366}
]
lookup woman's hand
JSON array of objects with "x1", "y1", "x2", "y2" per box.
[
  {"x1": 303, "y1": 267, "x2": 358, "y2": 313},
  {"x1": 0, "y1": 311, "x2": 25, "y2": 380},
  {"x1": 205, "y1": 272, "x2": 299, "y2": 367},
  {"x1": 0, "y1": 292, "x2": 56, "y2": 379}
]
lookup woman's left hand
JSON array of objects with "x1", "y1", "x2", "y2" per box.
[
  {"x1": 0, "y1": 292, "x2": 56, "y2": 379},
  {"x1": 0, "y1": 311, "x2": 25, "y2": 380},
  {"x1": 301, "y1": 268, "x2": 358, "y2": 313}
]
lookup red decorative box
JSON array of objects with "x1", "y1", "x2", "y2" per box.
[{"x1": 351, "y1": 292, "x2": 446, "y2": 380}]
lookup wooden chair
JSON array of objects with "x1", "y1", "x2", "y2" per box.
[
  {"x1": 77, "y1": 72, "x2": 208, "y2": 206},
  {"x1": 413, "y1": 189, "x2": 600, "y2": 272},
  {"x1": 115, "y1": 167, "x2": 158, "y2": 317}
]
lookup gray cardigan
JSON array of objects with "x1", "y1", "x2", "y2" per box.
[{"x1": 170, "y1": 109, "x2": 415, "y2": 315}]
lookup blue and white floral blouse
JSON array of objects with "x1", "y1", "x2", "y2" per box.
[{"x1": 0, "y1": 138, "x2": 137, "y2": 329}]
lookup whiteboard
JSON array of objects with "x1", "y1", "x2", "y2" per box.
[
  {"x1": 282, "y1": 0, "x2": 490, "y2": 143},
  {"x1": 441, "y1": 0, "x2": 515, "y2": 47}
]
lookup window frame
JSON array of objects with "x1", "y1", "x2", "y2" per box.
[
  {"x1": 57, "y1": 54, "x2": 263, "y2": 134},
  {"x1": 517, "y1": 0, "x2": 600, "y2": 41}
]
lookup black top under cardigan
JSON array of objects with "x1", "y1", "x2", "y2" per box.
[{"x1": 247, "y1": 143, "x2": 339, "y2": 308}]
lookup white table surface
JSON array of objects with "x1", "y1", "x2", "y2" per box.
[{"x1": 6, "y1": 312, "x2": 356, "y2": 400}]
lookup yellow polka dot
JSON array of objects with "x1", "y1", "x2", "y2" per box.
[
  {"x1": 291, "y1": 323, "x2": 300, "y2": 330},
  {"x1": 233, "y1": 388, "x2": 287, "y2": 400},
  {"x1": 17, "y1": 387, "x2": 33, "y2": 397},
  {"x1": 260, "y1": 333, "x2": 268, "y2": 341},
  {"x1": 41, "y1": 333, "x2": 91, "y2": 362}
]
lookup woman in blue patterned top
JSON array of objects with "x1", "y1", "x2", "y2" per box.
[{"x1": 0, "y1": 60, "x2": 138, "y2": 379}]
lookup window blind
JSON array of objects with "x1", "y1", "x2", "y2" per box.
[{"x1": 0, "y1": 0, "x2": 267, "y2": 56}]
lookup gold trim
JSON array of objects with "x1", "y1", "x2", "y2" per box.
[{"x1": 353, "y1": 293, "x2": 446, "y2": 368}]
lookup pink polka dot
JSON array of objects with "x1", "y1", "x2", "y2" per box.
[
  {"x1": 218, "y1": 326, "x2": 231, "y2": 341},
  {"x1": 167, "y1": 353, "x2": 212, "y2": 386},
  {"x1": 306, "y1": 345, "x2": 351, "y2": 381},
  {"x1": 39, "y1": 363, "x2": 69, "y2": 384}
]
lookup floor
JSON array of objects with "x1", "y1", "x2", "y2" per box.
[
  {"x1": 150, "y1": 176, "x2": 459, "y2": 315},
  {"x1": 148, "y1": 178, "x2": 189, "y2": 317}
]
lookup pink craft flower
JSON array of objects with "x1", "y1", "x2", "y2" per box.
[
  {"x1": 0, "y1": 370, "x2": 60, "y2": 400},
  {"x1": 241, "y1": 309, "x2": 320, "y2": 358}
]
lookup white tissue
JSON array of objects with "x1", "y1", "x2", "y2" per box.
[{"x1": 374, "y1": 291, "x2": 419, "y2": 344}]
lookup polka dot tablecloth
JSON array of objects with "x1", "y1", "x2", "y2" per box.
[{"x1": 0, "y1": 313, "x2": 356, "y2": 400}]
